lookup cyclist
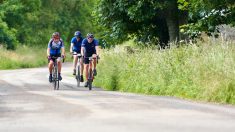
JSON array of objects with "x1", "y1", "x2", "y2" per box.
[
  {"x1": 81, "y1": 33, "x2": 99, "y2": 87},
  {"x1": 70, "y1": 31, "x2": 84, "y2": 82},
  {"x1": 47, "y1": 32, "x2": 65, "y2": 82}
]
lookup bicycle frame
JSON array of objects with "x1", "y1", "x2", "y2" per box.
[
  {"x1": 51, "y1": 57, "x2": 59, "y2": 90},
  {"x1": 86, "y1": 56, "x2": 99, "y2": 90},
  {"x1": 73, "y1": 52, "x2": 82, "y2": 87}
]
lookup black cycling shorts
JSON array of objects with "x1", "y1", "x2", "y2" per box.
[
  {"x1": 84, "y1": 52, "x2": 96, "y2": 64},
  {"x1": 49, "y1": 53, "x2": 61, "y2": 62}
]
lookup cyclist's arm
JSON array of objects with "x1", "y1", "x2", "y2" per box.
[
  {"x1": 81, "y1": 47, "x2": 85, "y2": 56},
  {"x1": 95, "y1": 39, "x2": 99, "y2": 56},
  {"x1": 61, "y1": 41, "x2": 65, "y2": 57},
  {"x1": 81, "y1": 39, "x2": 86, "y2": 56},
  {"x1": 47, "y1": 48, "x2": 50, "y2": 57},
  {"x1": 95, "y1": 46, "x2": 99, "y2": 56},
  {"x1": 70, "y1": 43, "x2": 74, "y2": 53},
  {"x1": 61, "y1": 47, "x2": 65, "y2": 57}
]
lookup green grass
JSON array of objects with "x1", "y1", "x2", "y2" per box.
[
  {"x1": 94, "y1": 39, "x2": 235, "y2": 105},
  {"x1": 0, "y1": 46, "x2": 47, "y2": 69}
]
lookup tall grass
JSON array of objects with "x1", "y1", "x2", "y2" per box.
[
  {"x1": 0, "y1": 46, "x2": 47, "y2": 69},
  {"x1": 94, "y1": 39, "x2": 235, "y2": 105}
]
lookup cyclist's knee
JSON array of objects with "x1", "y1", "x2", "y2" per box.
[
  {"x1": 57, "y1": 61, "x2": 62, "y2": 65},
  {"x1": 49, "y1": 61, "x2": 53, "y2": 66}
]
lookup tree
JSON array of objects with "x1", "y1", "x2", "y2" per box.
[
  {"x1": 180, "y1": 0, "x2": 235, "y2": 38},
  {"x1": 0, "y1": 0, "x2": 98, "y2": 49},
  {"x1": 95, "y1": 0, "x2": 235, "y2": 46},
  {"x1": 95, "y1": 0, "x2": 183, "y2": 47}
]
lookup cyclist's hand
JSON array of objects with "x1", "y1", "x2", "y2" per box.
[
  {"x1": 92, "y1": 54, "x2": 97, "y2": 58},
  {"x1": 62, "y1": 54, "x2": 66, "y2": 59},
  {"x1": 97, "y1": 55, "x2": 100, "y2": 59},
  {"x1": 47, "y1": 55, "x2": 51, "y2": 60}
]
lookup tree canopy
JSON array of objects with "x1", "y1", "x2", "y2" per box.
[
  {"x1": 94, "y1": 0, "x2": 235, "y2": 46},
  {"x1": 0, "y1": 0, "x2": 234, "y2": 49},
  {"x1": 0, "y1": 0, "x2": 97, "y2": 50}
]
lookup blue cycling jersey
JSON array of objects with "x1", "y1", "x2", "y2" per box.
[
  {"x1": 48, "y1": 39, "x2": 64, "y2": 56},
  {"x1": 81, "y1": 38, "x2": 98, "y2": 56},
  {"x1": 71, "y1": 37, "x2": 83, "y2": 53}
]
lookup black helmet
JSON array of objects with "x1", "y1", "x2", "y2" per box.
[
  {"x1": 74, "y1": 31, "x2": 81, "y2": 37},
  {"x1": 86, "y1": 33, "x2": 94, "y2": 38},
  {"x1": 52, "y1": 32, "x2": 60, "y2": 39}
]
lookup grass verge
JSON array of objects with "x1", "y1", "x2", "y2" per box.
[{"x1": 94, "y1": 39, "x2": 235, "y2": 105}]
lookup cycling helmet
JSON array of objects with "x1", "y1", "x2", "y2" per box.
[
  {"x1": 52, "y1": 32, "x2": 60, "y2": 39},
  {"x1": 87, "y1": 33, "x2": 94, "y2": 38},
  {"x1": 74, "y1": 31, "x2": 81, "y2": 37}
]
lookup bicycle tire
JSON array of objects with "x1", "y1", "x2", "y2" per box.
[
  {"x1": 54, "y1": 62, "x2": 60, "y2": 90},
  {"x1": 53, "y1": 66, "x2": 57, "y2": 90},
  {"x1": 88, "y1": 69, "x2": 92, "y2": 90},
  {"x1": 88, "y1": 79, "x2": 92, "y2": 90},
  {"x1": 77, "y1": 65, "x2": 80, "y2": 87},
  {"x1": 56, "y1": 78, "x2": 59, "y2": 90}
]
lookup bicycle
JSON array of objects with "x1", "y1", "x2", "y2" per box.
[
  {"x1": 86, "y1": 56, "x2": 99, "y2": 90},
  {"x1": 50, "y1": 56, "x2": 64, "y2": 90},
  {"x1": 72, "y1": 52, "x2": 83, "y2": 87}
]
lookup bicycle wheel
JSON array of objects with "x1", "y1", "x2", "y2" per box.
[
  {"x1": 76, "y1": 65, "x2": 80, "y2": 87},
  {"x1": 56, "y1": 78, "x2": 59, "y2": 90},
  {"x1": 53, "y1": 66, "x2": 57, "y2": 90},
  {"x1": 54, "y1": 63, "x2": 60, "y2": 90},
  {"x1": 88, "y1": 69, "x2": 92, "y2": 90}
]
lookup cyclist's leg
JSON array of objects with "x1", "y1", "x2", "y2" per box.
[
  {"x1": 57, "y1": 57, "x2": 62, "y2": 80},
  {"x1": 80, "y1": 56, "x2": 84, "y2": 82},
  {"x1": 48, "y1": 59, "x2": 54, "y2": 82},
  {"x1": 92, "y1": 54, "x2": 97, "y2": 69},
  {"x1": 84, "y1": 56, "x2": 90, "y2": 87},
  {"x1": 84, "y1": 60, "x2": 89, "y2": 81},
  {"x1": 73, "y1": 53, "x2": 78, "y2": 75},
  {"x1": 92, "y1": 54, "x2": 97, "y2": 76},
  {"x1": 48, "y1": 60, "x2": 54, "y2": 74}
]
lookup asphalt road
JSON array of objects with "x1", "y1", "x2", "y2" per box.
[{"x1": 0, "y1": 63, "x2": 235, "y2": 132}]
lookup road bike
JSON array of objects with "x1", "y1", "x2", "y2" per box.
[
  {"x1": 50, "y1": 56, "x2": 64, "y2": 90},
  {"x1": 86, "y1": 56, "x2": 99, "y2": 90},
  {"x1": 72, "y1": 52, "x2": 83, "y2": 87}
]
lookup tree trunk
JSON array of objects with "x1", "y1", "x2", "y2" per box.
[
  {"x1": 179, "y1": 10, "x2": 188, "y2": 40},
  {"x1": 165, "y1": 0, "x2": 179, "y2": 43}
]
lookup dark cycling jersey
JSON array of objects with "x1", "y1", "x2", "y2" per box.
[
  {"x1": 71, "y1": 37, "x2": 83, "y2": 53},
  {"x1": 81, "y1": 38, "x2": 98, "y2": 57}
]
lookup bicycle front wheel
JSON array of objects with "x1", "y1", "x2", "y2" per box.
[
  {"x1": 88, "y1": 80, "x2": 92, "y2": 90},
  {"x1": 53, "y1": 69, "x2": 57, "y2": 90},
  {"x1": 53, "y1": 63, "x2": 59, "y2": 90},
  {"x1": 56, "y1": 79, "x2": 59, "y2": 90},
  {"x1": 76, "y1": 65, "x2": 80, "y2": 87},
  {"x1": 88, "y1": 69, "x2": 93, "y2": 90}
]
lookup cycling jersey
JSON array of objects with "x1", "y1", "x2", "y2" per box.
[
  {"x1": 71, "y1": 37, "x2": 83, "y2": 53},
  {"x1": 48, "y1": 39, "x2": 64, "y2": 56},
  {"x1": 81, "y1": 38, "x2": 98, "y2": 57}
]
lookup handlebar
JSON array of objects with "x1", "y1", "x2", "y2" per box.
[
  {"x1": 47, "y1": 56, "x2": 65, "y2": 63},
  {"x1": 84, "y1": 56, "x2": 100, "y2": 64},
  {"x1": 71, "y1": 52, "x2": 82, "y2": 58}
]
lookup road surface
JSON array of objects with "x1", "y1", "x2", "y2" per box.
[{"x1": 0, "y1": 63, "x2": 235, "y2": 132}]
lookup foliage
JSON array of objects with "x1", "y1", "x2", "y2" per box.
[
  {"x1": 181, "y1": 0, "x2": 235, "y2": 38},
  {"x1": 94, "y1": 0, "x2": 171, "y2": 46},
  {"x1": 0, "y1": 0, "x2": 98, "y2": 50},
  {"x1": 94, "y1": 39, "x2": 235, "y2": 105},
  {"x1": 0, "y1": 45, "x2": 47, "y2": 69},
  {"x1": 94, "y1": 0, "x2": 235, "y2": 46}
]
